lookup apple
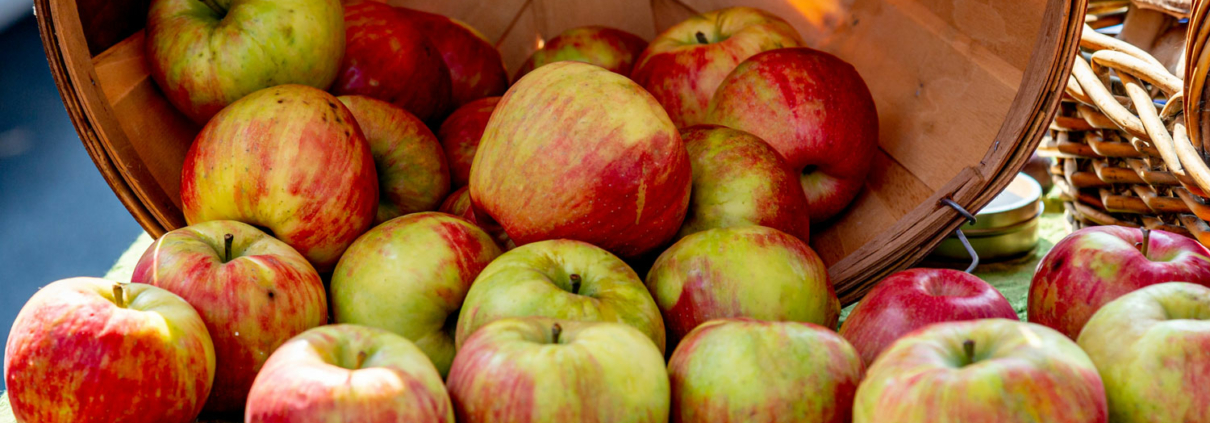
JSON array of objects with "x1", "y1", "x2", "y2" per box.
[
  {"x1": 447, "y1": 317, "x2": 668, "y2": 423},
  {"x1": 455, "y1": 239, "x2": 665, "y2": 353},
  {"x1": 513, "y1": 26, "x2": 648, "y2": 82},
  {"x1": 854, "y1": 319, "x2": 1108, "y2": 423},
  {"x1": 438, "y1": 97, "x2": 500, "y2": 188},
  {"x1": 145, "y1": 0, "x2": 345, "y2": 124},
  {"x1": 1078, "y1": 282, "x2": 1210, "y2": 422},
  {"x1": 245, "y1": 324, "x2": 454, "y2": 422},
  {"x1": 331, "y1": 212, "x2": 502, "y2": 376},
  {"x1": 705, "y1": 47, "x2": 878, "y2": 223},
  {"x1": 1028, "y1": 226, "x2": 1210, "y2": 339},
  {"x1": 439, "y1": 186, "x2": 514, "y2": 250},
  {"x1": 646, "y1": 225, "x2": 837, "y2": 348},
  {"x1": 333, "y1": 1, "x2": 453, "y2": 126},
  {"x1": 668, "y1": 318, "x2": 864, "y2": 423},
  {"x1": 180, "y1": 84, "x2": 378, "y2": 273},
  {"x1": 398, "y1": 8, "x2": 509, "y2": 106},
  {"x1": 839, "y1": 268, "x2": 1018, "y2": 366},
  {"x1": 338, "y1": 95, "x2": 451, "y2": 224},
  {"x1": 677, "y1": 124, "x2": 810, "y2": 242},
  {"x1": 470, "y1": 61, "x2": 691, "y2": 259},
  {"x1": 630, "y1": 7, "x2": 804, "y2": 128},
  {"x1": 130, "y1": 220, "x2": 329, "y2": 413},
  {"x1": 4, "y1": 278, "x2": 215, "y2": 423}
]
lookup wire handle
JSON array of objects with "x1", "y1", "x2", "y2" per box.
[{"x1": 941, "y1": 198, "x2": 980, "y2": 273}]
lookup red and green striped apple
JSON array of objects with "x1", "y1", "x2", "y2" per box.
[
  {"x1": 146, "y1": 0, "x2": 345, "y2": 124},
  {"x1": 669, "y1": 318, "x2": 864, "y2": 423},
  {"x1": 5, "y1": 278, "x2": 215, "y2": 423},
  {"x1": 455, "y1": 239, "x2": 666, "y2": 353},
  {"x1": 447, "y1": 317, "x2": 669, "y2": 423},
  {"x1": 246, "y1": 324, "x2": 454, "y2": 422},
  {"x1": 631, "y1": 7, "x2": 803, "y2": 127},
  {"x1": 331, "y1": 212, "x2": 502, "y2": 376},
  {"x1": 854, "y1": 319, "x2": 1108, "y2": 423},
  {"x1": 1078, "y1": 282, "x2": 1210, "y2": 423},
  {"x1": 513, "y1": 26, "x2": 648, "y2": 82},
  {"x1": 439, "y1": 186, "x2": 514, "y2": 250},
  {"x1": 338, "y1": 95, "x2": 450, "y2": 224},
  {"x1": 1029, "y1": 227, "x2": 1210, "y2": 339},
  {"x1": 677, "y1": 125, "x2": 810, "y2": 242},
  {"x1": 131, "y1": 220, "x2": 328, "y2": 413},
  {"x1": 646, "y1": 226, "x2": 838, "y2": 347},
  {"x1": 706, "y1": 47, "x2": 878, "y2": 223},
  {"x1": 180, "y1": 84, "x2": 378, "y2": 273},
  {"x1": 470, "y1": 61, "x2": 691, "y2": 259}
]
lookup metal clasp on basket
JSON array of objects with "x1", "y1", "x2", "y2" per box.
[{"x1": 940, "y1": 198, "x2": 980, "y2": 273}]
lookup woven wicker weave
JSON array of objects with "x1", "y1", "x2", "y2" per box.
[{"x1": 1041, "y1": 0, "x2": 1210, "y2": 244}]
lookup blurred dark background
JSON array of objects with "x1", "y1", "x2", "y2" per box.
[{"x1": 0, "y1": 12, "x2": 144, "y2": 390}]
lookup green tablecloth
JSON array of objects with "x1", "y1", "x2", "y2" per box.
[{"x1": 0, "y1": 208, "x2": 1071, "y2": 421}]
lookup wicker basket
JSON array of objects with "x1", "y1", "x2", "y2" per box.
[
  {"x1": 36, "y1": 0, "x2": 1087, "y2": 304},
  {"x1": 1041, "y1": 0, "x2": 1210, "y2": 243}
]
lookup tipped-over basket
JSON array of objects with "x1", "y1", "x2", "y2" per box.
[{"x1": 35, "y1": 0, "x2": 1087, "y2": 304}]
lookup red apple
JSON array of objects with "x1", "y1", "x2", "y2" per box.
[
  {"x1": 677, "y1": 124, "x2": 810, "y2": 242},
  {"x1": 439, "y1": 186, "x2": 514, "y2": 250},
  {"x1": 338, "y1": 95, "x2": 450, "y2": 224},
  {"x1": 180, "y1": 84, "x2": 378, "y2": 273},
  {"x1": 447, "y1": 317, "x2": 669, "y2": 423},
  {"x1": 646, "y1": 226, "x2": 837, "y2": 348},
  {"x1": 839, "y1": 268, "x2": 1018, "y2": 367},
  {"x1": 1028, "y1": 227, "x2": 1210, "y2": 339},
  {"x1": 131, "y1": 220, "x2": 329, "y2": 413},
  {"x1": 705, "y1": 47, "x2": 878, "y2": 223},
  {"x1": 470, "y1": 61, "x2": 691, "y2": 259},
  {"x1": 398, "y1": 8, "x2": 509, "y2": 106},
  {"x1": 438, "y1": 96, "x2": 499, "y2": 188},
  {"x1": 630, "y1": 7, "x2": 804, "y2": 127},
  {"x1": 333, "y1": 1, "x2": 453, "y2": 126},
  {"x1": 669, "y1": 318, "x2": 864, "y2": 423},
  {"x1": 513, "y1": 26, "x2": 648, "y2": 82},
  {"x1": 4, "y1": 278, "x2": 215, "y2": 423},
  {"x1": 854, "y1": 319, "x2": 1107, "y2": 423},
  {"x1": 146, "y1": 0, "x2": 345, "y2": 124},
  {"x1": 245, "y1": 324, "x2": 454, "y2": 422}
]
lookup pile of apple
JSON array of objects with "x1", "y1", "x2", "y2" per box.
[{"x1": 8, "y1": 0, "x2": 1210, "y2": 421}]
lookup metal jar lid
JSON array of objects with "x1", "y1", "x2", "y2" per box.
[{"x1": 931, "y1": 173, "x2": 1044, "y2": 261}]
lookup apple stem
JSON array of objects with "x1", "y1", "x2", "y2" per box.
[
  {"x1": 963, "y1": 339, "x2": 975, "y2": 365},
  {"x1": 551, "y1": 323, "x2": 563, "y2": 344},
  {"x1": 224, "y1": 233, "x2": 233, "y2": 263},
  {"x1": 356, "y1": 351, "x2": 367, "y2": 369},
  {"x1": 198, "y1": 0, "x2": 225, "y2": 15},
  {"x1": 1139, "y1": 228, "x2": 1151, "y2": 260},
  {"x1": 695, "y1": 31, "x2": 708, "y2": 44},
  {"x1": 113, "y1": 283, "x2": 126, "y2": 309},
  {"x1": 569, "y1": 274, "x2": 582, "y2": 295}
]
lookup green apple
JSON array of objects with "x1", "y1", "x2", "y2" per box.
[
  {"x1": 513, "y1": 26, "x2": 648, "y2": 81},
  {"x1": 4, "y1": 278, "x2": 215, "y2": 423},
  {"x1": 146, "y1": 0, "x2": 344, "y2": 124},
  {"x1": 854, "y1": 319, "x2": 1107, "y2": 423},
  {"x1": 455, "y1": 239, "x2": 665, "y2": 353},
  {"x1": 668, "y1": 318, "x2": 864, "y2": 423},
  {"x1": 1078, "y1": 282, "x2": 1210, "y2": 422},
  {"x1": 447, "y1": 317, "x2": 668, "y2": 423},
  {"x1": 245, "y1": 324, "x2": 454, "y2": 422},
  {"x1": 338, "y1": 95, "x2": 451, "y2": 224},
  {"x1": 647, "y1": 226, "x2": 838, "y2": 348},
  {"x1": 332, "y1": 212, "x2": 502, "y2": 376}
]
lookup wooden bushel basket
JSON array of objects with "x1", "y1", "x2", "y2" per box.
[{"x1": 35, "y1": 0, "x2": 1087, "y2": 304}]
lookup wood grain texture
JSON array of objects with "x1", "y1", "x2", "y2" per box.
[{"x1": 38, "y1": 0, "x2": 1087, "y2": 304}]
